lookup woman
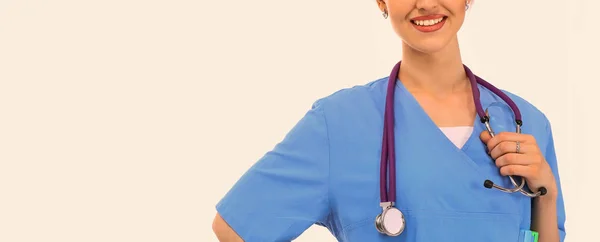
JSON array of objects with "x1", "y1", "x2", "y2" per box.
[{"x1": 212, "y1": 0, "x2": 566, "y2": 241}]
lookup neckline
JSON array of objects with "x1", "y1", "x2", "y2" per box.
[
  {"x1": 439, "y1": 126, "x2": 474, "y2": 129},
  {"x1": 394, "y1": 77, "x2": 482, "y2": 153}
]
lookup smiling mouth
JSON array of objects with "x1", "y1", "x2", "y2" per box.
[
  {"x1": 410, "y1": 16, "x2": 448, "y2": 32},
  {"x1": 410, "y1": 16, "x2": 447, "y2": 26}
]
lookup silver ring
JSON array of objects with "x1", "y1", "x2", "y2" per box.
[{"x1": 516, "y1": 141, "x2": 521, "y2": 154}]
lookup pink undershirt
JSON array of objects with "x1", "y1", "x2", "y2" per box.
[{"x1": 439, "y1": 126, "x2": 474, "y2": 149}]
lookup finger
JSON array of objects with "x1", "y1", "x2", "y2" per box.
[
  {"x1": 495, "y1": 153, "x2": 534, "y2": 167},
  {"x1": 486, "y1": 132, "x2": 536, "y2": 152},
  {"x1": 479, "y1": 131, "x2": 492, "y2": 145},
  {"x1": 499, "y1": 164, "x2": 534, "y2": 178},
  {"x1": 489, "y1": 141, "x2": 535, "y2": 159}
]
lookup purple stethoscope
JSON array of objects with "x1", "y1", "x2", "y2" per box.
[{"x1": 375, "y1": 61, "x2": 548, "y2": 237}]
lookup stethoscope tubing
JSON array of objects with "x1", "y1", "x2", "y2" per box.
[{"x1": 379, "y1": 61, "x2": 547, "y2": 207}]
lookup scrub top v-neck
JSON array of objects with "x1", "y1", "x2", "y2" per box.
[
  {"x1": 439, "y1": 126, "x2": 474, "y2": 149},
  {"x1": 215, "y1": 76, "x2": 566, "y2": 242}
]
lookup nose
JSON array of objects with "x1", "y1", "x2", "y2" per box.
[{"x1": 415, "y1": 0, "x2": 439, "y2": 12}]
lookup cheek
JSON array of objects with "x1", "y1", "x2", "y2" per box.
[
  {"x1": 388, "y1": 19, "x2": 414, "y2": 43},
  {"x1": 386, "y1": 1, "x2": 412, "y2": 20},
  {"x1": 387, "y1": 10, "x2": 413, "y2": 38},
  {"x1": 444, "y1": 0, "x2": 468, "y2": 10}
]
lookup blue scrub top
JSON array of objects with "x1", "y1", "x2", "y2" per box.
[{"x1": 215, "y1": 76, "x2": 567, "y2": 242}]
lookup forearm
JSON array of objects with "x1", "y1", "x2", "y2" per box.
[
  {"x1": 531, "y1": 193, "x2": 560, "y2": 242},
  {"x1": 213, "y1": 213, "x2": 244, "y2": 242}
]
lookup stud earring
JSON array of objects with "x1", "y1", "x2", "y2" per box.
[
  {"x1": 382, "y1": 10, "x2": 388, "y2": 19},
  {"x1": 465, "y1": 3, "x2": 470, "y2": 10}
]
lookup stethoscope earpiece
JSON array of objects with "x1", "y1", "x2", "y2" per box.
[
  {"x1": 481, "y1": 114, "x2": 547, "y2": 198},
  {"x1": 483, "y1": 179, "x2": 494, "y2": 189},
  {"x1": 539, "y1": 187, "x2": 548, "y2": 196},
  {"x1": 483, "y1": 179, "x2": 548, "y2": 197}
]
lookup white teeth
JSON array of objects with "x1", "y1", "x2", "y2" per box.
[{"x1": 414, "y1": 17, "x2": 444, "y2": 26}]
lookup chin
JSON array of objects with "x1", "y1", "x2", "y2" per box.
[
  {"x1": 402, "y1": 36, "x2": 455, "y2": 55},
  {"x1": 392, "y1": 17, "x2": 461, "y2": 55}
]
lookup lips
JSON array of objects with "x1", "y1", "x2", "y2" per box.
[
  {"x1": 411, "y1": 14, "x2": 446, "y2": 21},
  {"x1": 410, "y1": 14, "x2": 448, "y2": 33},
  {"x1": 412, "y1": 17, "x2": 445, "y2": 26}
]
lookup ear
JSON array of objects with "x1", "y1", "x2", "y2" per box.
[{"x1": 376, "y1": 0, "x2": 387, "y2": 12}]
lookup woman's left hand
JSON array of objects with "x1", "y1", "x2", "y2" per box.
[{"x1": 480, "y1": 131, "x2": 558, "y2": 198}]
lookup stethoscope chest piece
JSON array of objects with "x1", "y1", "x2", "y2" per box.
[{"x1": 375, "y1": 202, "x2": 405, "y2": 236}]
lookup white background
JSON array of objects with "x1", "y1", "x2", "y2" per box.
[{"x1": 0, "y1": 0, "x2": 597, "y2": 241}]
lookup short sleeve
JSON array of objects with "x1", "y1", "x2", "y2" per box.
[
  {"x1": 543, "y1": 118, "x2": 567, "y2": 241},
  {"x1": 215, "y1": 100, "x2": 331, "y2": 242}
]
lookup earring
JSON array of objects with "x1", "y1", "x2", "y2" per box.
[
  {"x1": 465, "y1": 3, "x2": 470, "y2": 10},
  {"x1": 382, "y1": 10, "x2": 388, "y2": 19}
]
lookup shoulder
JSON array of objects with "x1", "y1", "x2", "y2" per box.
[
  {"x1": 496, "y1": 89, "x2": 555, "y2": 150},
  {"x1": 311, "y1": 77, "x2": 388, "y2": 117},
  {"x1": 498, "y1": 89, "x2": 551, "y2": 128}
]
